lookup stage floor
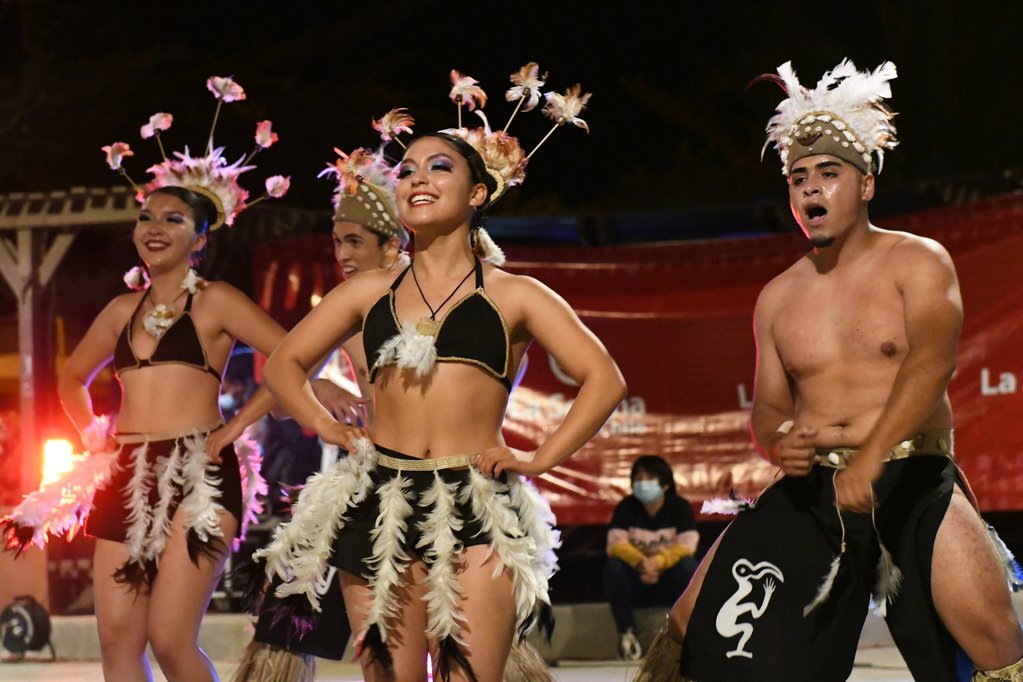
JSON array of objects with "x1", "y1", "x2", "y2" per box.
[{"x1": 0, "y1": 646, "x2": 915, "y2": 681}]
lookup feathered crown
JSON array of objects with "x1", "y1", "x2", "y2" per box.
[
  {"x1": 762, "y1": 59, "x2": 898, "y2": 176},
  {"x1": 317, "y1": 110, "x2": 411, "y2": 247},
  {"x1": 439, "y1": 64, "x2": 592, "y2": 202},
  {"x1": 102, "y1": 76, "x2": 290, "y2": 230}
]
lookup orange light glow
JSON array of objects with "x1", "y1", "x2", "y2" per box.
[{"x1": 42, "y1": 438, "x2": 76, "y2": 485}]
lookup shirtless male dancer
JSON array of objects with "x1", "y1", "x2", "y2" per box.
[{"x1": 643, "y1": 60, "x2": 1023, "y2": 682}]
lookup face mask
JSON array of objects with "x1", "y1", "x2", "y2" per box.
[
  {"x1": 218, "y1": 393, "x2": 238, "y2": 411},
  {"x1": 633, "y1": 480, "x2": 664, "y2": 504}
]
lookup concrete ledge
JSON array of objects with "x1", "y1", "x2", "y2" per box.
[{"x1": 38, "y1": 591, "x2": 1023, "y2": 663}]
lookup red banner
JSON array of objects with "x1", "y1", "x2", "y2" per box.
[{"x1": 254, "y1": 194, "x2": 1023, "y2": 524}]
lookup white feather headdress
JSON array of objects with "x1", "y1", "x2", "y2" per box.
[
  {"x1": 102, "y1": 76, "x2": 289, "y2": 229},
  {"x1": 763, "y1": 60, "x2": 898, "y2": 176}
]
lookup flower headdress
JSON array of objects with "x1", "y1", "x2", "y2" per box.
[
  {"x1": 102, "y1": 76, "x2": 289, "y2": 230},
  {"x1": 762, "y1": 59, "x2": 898, "y2": 176},
  {"x1": 442, "y1": 64, "x2": 591, "y2": 203},
  {"x1": 438, "y1": 64, "x2": 591, "y2": 264},
  {"x1": 316, "y1": 109, "x2": 412, "y2": 249}
]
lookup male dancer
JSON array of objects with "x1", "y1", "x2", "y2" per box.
[{"x1": 644, "y1": 60, "x2": 1023, "y2": 682}]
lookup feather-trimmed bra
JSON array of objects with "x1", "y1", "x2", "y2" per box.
[
  {"x1": 363, "y1": 258, "x2": 511, "y2": 390},
  {"x1": 113, "y1": 291, "x2": 222, "y2": 381}
]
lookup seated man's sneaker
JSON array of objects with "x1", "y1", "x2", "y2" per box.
[{"x1": 620, "y1": 629, "x2": 643, "y2": 661}]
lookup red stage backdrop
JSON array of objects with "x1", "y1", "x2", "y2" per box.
[{"x1": 253, "y1": 193, "x2": 1023, "y2": 524}]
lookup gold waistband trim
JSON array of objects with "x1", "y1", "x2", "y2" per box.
[
  {"x1": 813, "y1": 430, "x2": 953, "y2": 469},
  {"x1": 115, "y1": 420, "x2": 225, "y2": 445},
  {"x1": 375, "y1": 451, "x2": 479, "y2": 471}
]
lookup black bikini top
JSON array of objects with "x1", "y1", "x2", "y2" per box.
[
  {"x1": 363, "y1": 258, "x2": 511, "y2": 390},
  {"x1": 113, "y1": 290, "x2": 222, "y2": 381}
]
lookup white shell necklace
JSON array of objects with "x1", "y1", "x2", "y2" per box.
[{"x1": 141, "y1": 269, "x2": 200, "y2": 339}]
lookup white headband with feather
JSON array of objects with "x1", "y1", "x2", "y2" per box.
[{"x1": 763, "y1": 59, "x2": 898, "y2": 176}]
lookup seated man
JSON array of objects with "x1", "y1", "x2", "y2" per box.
[{"x1": 604, "y1": 454, "x2": 699, "y2": 660}]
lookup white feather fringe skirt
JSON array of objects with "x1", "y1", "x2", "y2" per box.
[
  {"x1": 2, "y1": 422, "x2": 265, "y2": 590},
  {"x1": 255, "y1": 439, "x2": 560, "y2": 680}
]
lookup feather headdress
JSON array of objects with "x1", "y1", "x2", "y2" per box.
[
  {"x1": 102, "y1": 76, "x2": 289, "y2": 229},
  {"x1": 317, "y1": 110, "x2": 410, "y2": 247},
  {"x1": 439, "y1": 63, "x2": 591, "y2": 203},
  {"x1": 762, "y1": 59, "x2": 898, "y2": 176},
  {"x1": 436, "y1": 64, "x2": 590, "y2": 265}
]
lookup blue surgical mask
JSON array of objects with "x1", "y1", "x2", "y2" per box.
[{"x1": 633, "y1": 480, "x2": 664, "y2": 504}]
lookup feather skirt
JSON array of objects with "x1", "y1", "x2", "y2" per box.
[
  {"x1": 2, "y1": 426, "x2": 265, "y2": 589},
  {"x1": 256, "y1": 440, "x2": 559, "y2": 678}
]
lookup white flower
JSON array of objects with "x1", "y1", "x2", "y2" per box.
[
  {"x1": 542, "y1": 84, "x2": 592, "y2": 133},
  {"x1": 448, "y1": 70, "x2": 487, "y2": 111},
  {"x1": 505, "y1": 62, "x2": 546, "y2": 112},
  {"x1": 140, "y1": 113, "x2": 173, "y2": 139},
  {"x1": 265, "y1": 175, "x2": 290, "y2": 199},
  {"x1": 122, "y1": 266, "x2": 150, "y2": 291},
  {"x1": 206, "y1": 76, "x2": 246, "y2": 102},
  {"x1": 255, "y1": 120, "x2": 278, "y2": 149},
  {"x1": 101, "y1": 142, "x2": 133, "y2": 171},
  {"x1": 181, "y1": 268, "x2": 201, "y2": 294}
]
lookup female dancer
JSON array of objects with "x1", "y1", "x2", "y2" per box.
[
  {"x1": 62, "y1": 183, "x2": 285, "y2": 681},
  {"x1": 257, "y1": 72, "x2": 625, "y2": 681},
  {"x1": 7, "y1": 77, "x2": 289, "y2": 681}
]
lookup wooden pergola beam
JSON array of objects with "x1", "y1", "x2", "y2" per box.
[{"x1": 0, "y1": 187, "x2": 138, "y2": 492}]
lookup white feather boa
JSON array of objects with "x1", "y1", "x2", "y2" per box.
[
  {"x1": 362, "y1": 474, "x2": 415, "y2": 642},
  {"x1": 258, "y1": 439, "x2": 377, "y2": 610},
  {"x1": 701, "y1": 496, "x2": 756, "y2": 516},
  {"x1": 372, "y1": 322, "x2": 438, "y2": 378},
  {"x1": 143, "y1": 442, "x2": 183, "y2": 561},
  {"x1": 234, "y1": 428, "x2": 268, "y2": 550},
  {"x1": 462, "y1": 468, "x2": 542, "y2": 634},
  {"x1": 123, "y1": 443, "x2": 154, "y2": 564},
  {"x1": 5, "y1": 426, "x2": 263, "y2": 571},
  {"x1": 506, "y1": 474, "x2": 560, "y2": 611},
  {"x1": 177, "y1": 434, "x2": 224, "y2": 544},
  {"x1": 4, "y1": 448, "x2": 120, "y2": 549},
  {"x1": 417, "y1": 473, "x2": 469, "y2": 644}
]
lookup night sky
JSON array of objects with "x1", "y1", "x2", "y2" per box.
[
  {"x1": 1, "y1": 0, "x2": 1022, "y2": 427},
  {"x1": 3, "y1": 0, "x2": 1022, "y2": 216}
]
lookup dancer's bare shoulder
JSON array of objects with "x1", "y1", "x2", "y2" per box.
[
  {"x1": 96, "y1": 291, "x2": 146, "y2": 334},
  {"x1": 480, "y1": 266, "x2": 563, "y2": 320},
  {"x1": 875, "y1": 228, "x2": 957, "y2": 283},
  {"x1": 324, "y1": 267, "x2": 402, "y2": 311}
]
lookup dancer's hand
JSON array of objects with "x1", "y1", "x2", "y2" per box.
[
  {"x1": 475, "y1": 446, "x2": 543, "y2": 478},
  {"x1": 774, "y1": 425, "x2": 817, "y2": 477},
  {"x1": 835, "y1": 453, "x2": 882, "y2": 513},
  {"x1": 206, "y1": 420, "x2": 244, "y2": 464},
  {"x1": 316, "y1": 418, "x2": 369, "y2": 454},
  {"x1": 80, "y1": 414, "x2": 115, "y2": 454},
  {"x1": 311, "y1": 378, "x2": 370, "y2": 426}
]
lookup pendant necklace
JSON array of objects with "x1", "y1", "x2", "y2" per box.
[
  {"x1": 141, "y1": 268, "x2": 200, "y2": 339},
  {"x1": 410, "y1": 261, "x2": 476, "y2": 337}
]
